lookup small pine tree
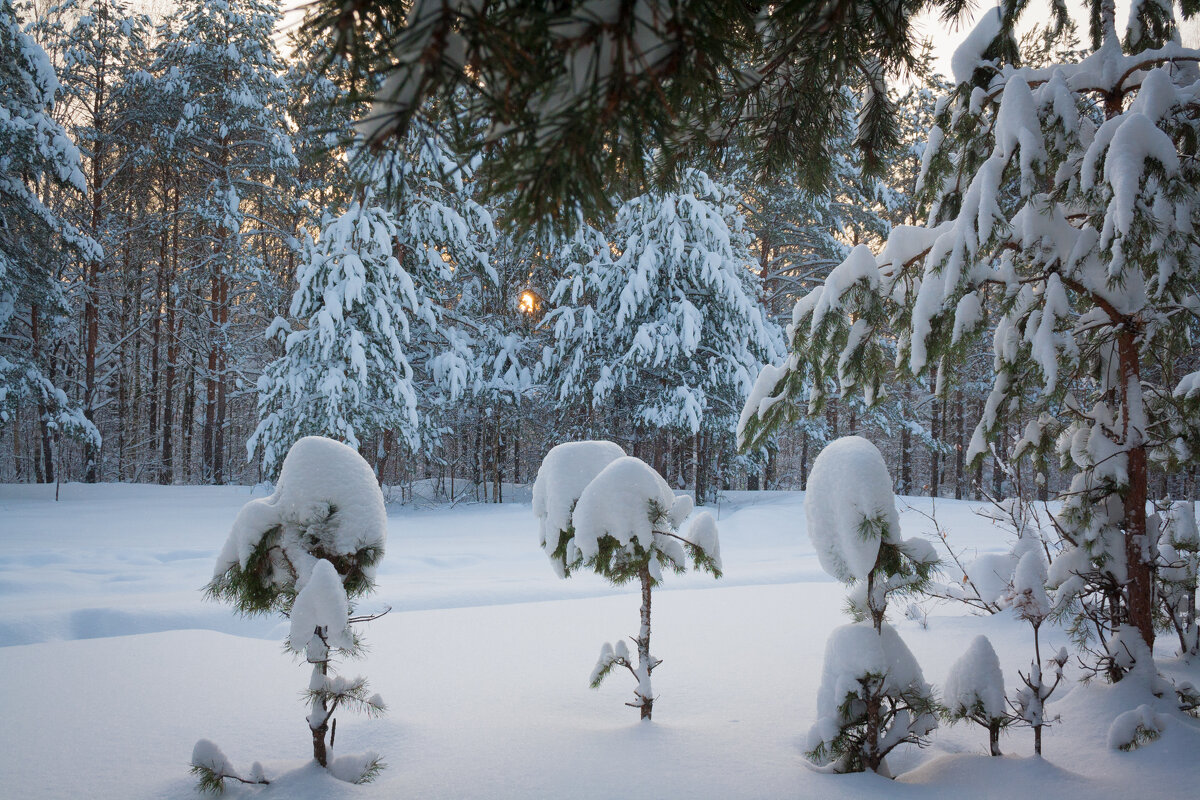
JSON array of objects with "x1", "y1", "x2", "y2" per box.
[
  {"x1": 1004, "y1": 550, "x2": 1066, "y2": 756},
  {"x1": 199, "y1": 436, "x2": 388, "y2": 787},
  {"x1": 802, "y1": 436, "x2": 939, "y2": 775},
  {"x1": 942, "y1": 635, "x2": 1010, "y2": 756},
  {"x1": 533, "y1": 441, "x2": 721, "y2": 719}
]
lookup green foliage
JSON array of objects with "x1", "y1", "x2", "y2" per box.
[
  {"x1": 806, "y1": 671, "x2": 941, "y2": 773},
  {"x1": 189, "y1": 762, "x2": 227, "y2": 796},
  {"x1": 299, "y1": 0, "x2": 989, "y2": 229}
]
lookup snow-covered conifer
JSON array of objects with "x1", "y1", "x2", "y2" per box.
[
  {"x1": 202, "y1": 436, "x2": 387, "y2": 782},
  {"x1": 802, "y1": 436, "x2": 938, "y2": 774},
  {"x1": 250, "y1": 195, "x2": 433, "y2": 477},
  {"x1": 739, "y1": 1, "x2": 1200, "y2": 680},
  {"x1": 543, "y1": 168, "x2": 782, "y2": 504},
  {"x1": 534, "y1": 443, "x2": 721, "y2": 719},
  {"x1": 0, "y1": 0, "x2": 101, "y2": 455},
  {"x1": 943, "y1": 635, "x2": 1009, "y2": 756}
]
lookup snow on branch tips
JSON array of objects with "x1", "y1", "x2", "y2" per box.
[
  {"x1": 197, "y1": 436, "x2": 389, "y2": 789},
  {"x1": 533, "y1": 441, "x2": 721, "y2": 720}
]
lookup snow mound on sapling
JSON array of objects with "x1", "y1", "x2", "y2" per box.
[
  {"x1": 809, "y1": 622, "x2": 935, "y2": 755},
  {"x1": 687, "y1": 511, "x2": 722, "y2": 572},
  {"x1": 944, "y1": 635, "x2": 1006, "y2": 720},
  {"x1": 1108, "y1": 704, "x2": 1167, "y2": 751},
  {"x1": 805, "y1": 436, "x2": 901, "y2": 583},
  {"x1": 532, "y1": 440, "x2": 625, "y2": 574},
  {"x1": 214, "y1": 436, "x2": 387, "y2": 594},
  {"x1": 572, "y1": 456, "x2": 675, "y2": 562},
  {"x1": 289, "y1": 559, "x2": 354, "y2": 653},
  {"x1": 191, "y1": 739, "x2": 234, "y2": 777}
]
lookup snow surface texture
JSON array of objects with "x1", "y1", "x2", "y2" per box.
[
  {"x1": 214, "y1": 436, "x2": 387, "y2": 591},
  {"x1": 804, "y1": 436, "x2": 902, "y2": 583},
  {"x1": 532, "y1": 440, "x2": 625, "y2": 575},
  {"x1": 4, "y1": 485, "x2": 1200, "y2": 798}
]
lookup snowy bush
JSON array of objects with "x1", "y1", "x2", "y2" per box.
[
  {"x1": 1156, "y1": 503, "x2": 1199, "y2": 657},
  {"x1": 534, "y1": 444, "x2": 720, "y2": 719},
  {"x1": 1107, "y1": 704, "x2": 1167, "y2": 752},
  {"x1": 190, "y1": 740, "x2": 268, "y2": 793},
  {"x1": 802, "y1": 436, "x2": 938, "y2": 774},
  {"x1": 806, "y1": 623, "x2": 938, "y2": 775},
  {"x1": 942, "y1": 635, "x2": 1009, "y2": 756},
  {"x1": 199, "y1": 436, "x2": 388, "y2": 786}
]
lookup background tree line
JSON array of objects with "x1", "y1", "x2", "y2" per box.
[{"x1": 2, "y1": 0, "x2": 1194, "y2": 506}]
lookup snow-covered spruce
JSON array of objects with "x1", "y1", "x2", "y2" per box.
[
  {"x1": 802, "y1": 437, "x2": 938, "y2": 774},
  {"x1": 942, "y1": 635, "x2": 1009, "y2": 756},
  {"x1": 542, "y1": 168, "x2": 782, "y2": 505},
  {"x1": 535, "y1": 445, "x2": 720, "y2": 719},
  {"x1": 251, "y1": 197, "x2": 431, "y2": 478},
  {"x1": 202, "y1": 436, "x2": 387, "y2": 782},
  {"x1": 0, "y1": 0, "x2": 101, "y2": 455}
]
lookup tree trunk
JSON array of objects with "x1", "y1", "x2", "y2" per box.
[
  {"x1": 1117, "y1": 330, "x2": 1154, "y2": 655},
  {"x1": 636, "y1": 565, "x2": 655, "y2": 721},
  {"x1": 900, "y1": 424, "x2": 911, "y2": 495},
  {"x1": 929, "y1": 398, "x2": 940, "y2": 498},
  {"x1": 954, "y1": 390, "x2": 965, "y2": 500}
]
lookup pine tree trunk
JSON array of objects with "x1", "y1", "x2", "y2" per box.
[
  {"x1": 989, "y1": 721, "x2": 1001, "y2": 756},
  {"x1": 900, "y1": 424, "x2": 911, "y2": 495},
  {"x1": 31, "y1": 306, "x2": 54, "y2": 484},
  {"x1": 929, "y1": 398, "x2": 940, "y2": 498},
  {"x1": 1118, "y1": 330, "x2": 1154, "y2": 655},
  {"x1": 637, "y1": 565, "x2": 654, "y2": 721},
  {"x1": 954, "y1": 390, "x2": 965, "y2": 499}
]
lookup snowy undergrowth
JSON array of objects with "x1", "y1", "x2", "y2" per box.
[{"x1": 1, "y1": 484, "x2": 1198, "y2": 798}]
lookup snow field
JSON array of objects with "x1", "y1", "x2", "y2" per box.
[{"x1": 0, "y1": 484, "x2": 1197, "y2": 798}]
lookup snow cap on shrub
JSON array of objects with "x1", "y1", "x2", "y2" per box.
[{"x1": 805, "y1": 436, "x2": 901, "y2": 583}]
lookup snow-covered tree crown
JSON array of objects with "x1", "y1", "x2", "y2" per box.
[
  {"x1": 532, "y1": 441, "x2": 721, "y2": 584},
  {"x1": 209, "y1": 436, "x2": 387, "y2": 615}
]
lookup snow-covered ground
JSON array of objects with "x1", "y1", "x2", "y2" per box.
[{"x1": 0, "y1": 483, "x2": 1196, "y2": 798}]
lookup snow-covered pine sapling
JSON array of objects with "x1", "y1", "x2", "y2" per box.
[
  {"x1": 534, "y1": 444, "x2": 720, "y2": 720},
  {"x1": 803, "y1": 436, "x2": 939, "y2": 775},
  {"x1": 289, "y1": 559, "x2": 386, "y2": 775},
  {"x1": 942, "y1": 635, "x2": 1010, "y2": 756},
  {"x1": 198, "y1": 436, "x2": 388, "y2": 787},
  {"x1": 1004, "y1": 550, "x2": 1066, "y2": 757},
  {"x1": 190, "y1": 740, "x2": 268, "y2": 793},
  {"x1": 1107, "y1": 704, "x2": 1169, "y2": 752}
]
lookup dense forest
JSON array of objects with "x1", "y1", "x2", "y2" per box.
[{"x1": 1, "y1": 0, "x2": 1196, "y2": 508}]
